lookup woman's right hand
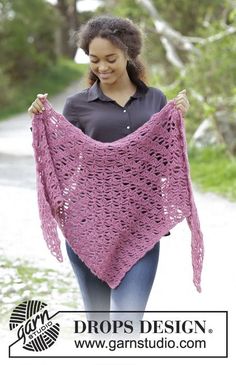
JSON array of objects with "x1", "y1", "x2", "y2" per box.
[{"x1": 28, "y1": 93, "x2": 48, "y2": 118}]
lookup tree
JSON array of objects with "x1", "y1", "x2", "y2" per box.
[
  {"x1": 95, "y1": 0, "x2": 236, "y2": 154},
  {"x1": 0, "y1": 0, "x2": 61, "y2": 81}
]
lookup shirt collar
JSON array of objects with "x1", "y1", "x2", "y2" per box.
[{"x1": 88, "y1": 78, "x2": 148, "y2": 102}]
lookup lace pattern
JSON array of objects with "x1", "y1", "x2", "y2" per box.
[{"x1": 31, "y1": 99, "x2": 204, "y2": 292}]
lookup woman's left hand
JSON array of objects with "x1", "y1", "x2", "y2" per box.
[{"x1": 175, "y1": 89, "x2": 190, "y2": 116}]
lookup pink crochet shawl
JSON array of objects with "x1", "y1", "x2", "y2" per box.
[{"x1": 31, "y1": 99, "x2": 204, "y2": 292}]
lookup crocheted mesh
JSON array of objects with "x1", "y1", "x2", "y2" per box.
[{"x1": 31, "y1": 99, "x2": 204, "y2": 292}]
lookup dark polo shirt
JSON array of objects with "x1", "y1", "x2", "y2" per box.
[{"x1": 62, "y1": 79, "x2": 167, "y2": 143}]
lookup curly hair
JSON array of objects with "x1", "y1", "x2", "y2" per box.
[{"x1": 76, "y1": 15, "x2": 149, "y2": 87}]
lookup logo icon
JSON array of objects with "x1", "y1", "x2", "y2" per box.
[{"x1": 9, "y1": 300, "x2": 60, "y2": 352}]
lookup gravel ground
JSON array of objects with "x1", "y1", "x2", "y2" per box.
[{"x1": 0, "y1": 79, "x2": 235, "y2": 364}]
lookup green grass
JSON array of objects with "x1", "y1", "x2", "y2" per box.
[
  {"x1": 0, "y1": 58, "x2": 88, "y2": 121},
  {"x1": 188, "y1": 145, "x2": 236, "y2": 202},
  {"x1": 0, "y1": 255, "x2": 82, "y2": 321}
]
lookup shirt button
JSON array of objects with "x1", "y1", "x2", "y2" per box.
[
  {"x1": 123, "y1": 109, "x2": 127, "y2": 112},
  {"x1": 127, "y1": 126, "x2": 130, "y2": 129}
]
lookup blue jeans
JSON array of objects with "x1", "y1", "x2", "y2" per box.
[{"x1": 65, "y1": 240, "x2": 160, "y2": 337}]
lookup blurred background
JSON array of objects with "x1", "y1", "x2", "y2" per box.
[
  {"x1": 1, "y1": 0, "x2": 236, "y2": 195},
  {"x1": 0, "y1": 0, "x2": 236, "y2": 351}
]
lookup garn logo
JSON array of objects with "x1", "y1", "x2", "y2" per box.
[{"x1": 9, "y1": 300, "x2": 60, "y2": 352}]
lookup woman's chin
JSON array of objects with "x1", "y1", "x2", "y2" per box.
[{"x1": 99, "y1": 77, "x2": 113, "y2": 83}]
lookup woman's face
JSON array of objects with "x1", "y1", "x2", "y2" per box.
[{"x1": 88, "y1": 37, "x2": 128, "y2": 84}]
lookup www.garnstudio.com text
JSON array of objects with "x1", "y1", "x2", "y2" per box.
[{"x1": 73, "y1": 336, "x2": 206, "y2": 351}]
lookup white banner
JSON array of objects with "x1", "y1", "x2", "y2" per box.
[{"x1": 8, "y1": 304, "x2": 227, "y2": 358}]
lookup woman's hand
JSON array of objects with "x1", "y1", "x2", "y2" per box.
[
  {"x1": 175, "y1": 89, "x2": 190, "y2": 116},
  {"x1": 28, "y1": 93, "x2": 48, "y2": 118}
]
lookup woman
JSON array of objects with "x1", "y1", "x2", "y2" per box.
[{"x1": 28, "y1": 15, "x2": 189, "y2": 339}]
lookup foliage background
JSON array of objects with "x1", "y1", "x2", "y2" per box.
[{"x1": 0, "y1": 0, "x2": 236, "y2": 199}]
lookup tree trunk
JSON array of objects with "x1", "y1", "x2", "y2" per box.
[{"x1": 56, "y1": 0, "x2": 79, "y2": 59}]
